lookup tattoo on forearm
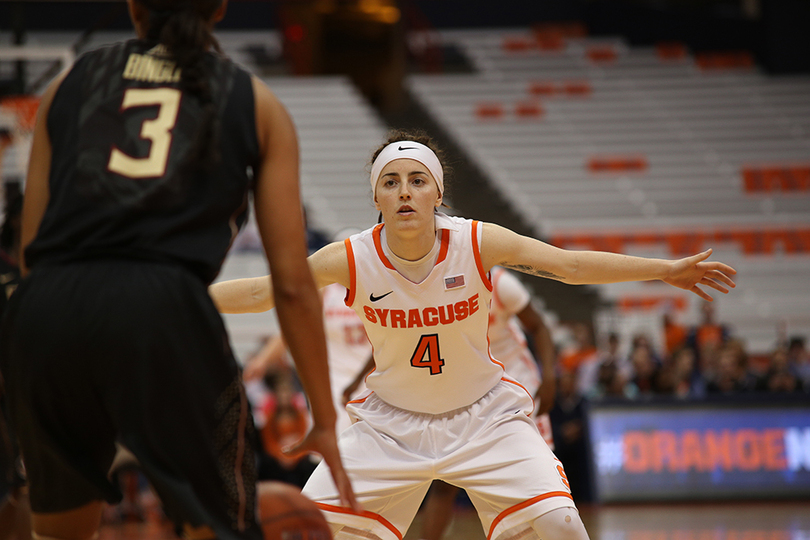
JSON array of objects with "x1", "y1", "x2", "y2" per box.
[{"x1": 502, "y1": 263, "x2": 564, "y2": 280}]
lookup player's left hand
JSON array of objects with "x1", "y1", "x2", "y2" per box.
[{"x1": 663, "y1": 248, "x2": 737, "y2": 301}]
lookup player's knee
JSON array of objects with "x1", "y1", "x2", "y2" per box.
[{"x1": 531, "y1": 507, "x2": 590, "y2": 540}]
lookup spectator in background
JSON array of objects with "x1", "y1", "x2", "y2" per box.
[
  {"x1": 668, "y1": 346, "x2": 704, "y2": 398},
  {"x1": 259, "y1": 369, "x2": 318, "y2": 488},
  {"x1": 627, "y1": 336, "x2": 661, "y2": 396},
  {"x1": 588, "y1": 358, "x2": 636, "y2": 400},
  {"x1": 688, "y1": 303, "x2": 730, "y2": 376},
  {"x1": 787, "y1": 337, "x2": 810, "y2": 391},
  {"x1": 757, "y1": 347, "x2": 803, "y2": 394},
  {"x1": 706, "y1": 340, "x2": 755, "y2": 394},
  {"x1": 663, "y1": 309, "x2": 688, "y2": 358},
  {"x1": 559, "y1": 322, "x2": 600, "y2": 397},
  {"x1": 549, "y1": 371, "x2": 591, "y2": 502}
]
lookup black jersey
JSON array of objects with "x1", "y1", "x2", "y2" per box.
[
  {"x1": 0, "y1": 250, "x2": 20, "y2": 316},
  {"x1": 25, "y1": 40, "x2": 260, "y2": 284}
]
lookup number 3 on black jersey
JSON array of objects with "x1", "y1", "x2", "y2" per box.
[
  {"x1": 410, "y1": 334, "x2": 445, "y2": 375},
  {"x1": 108, "y1": 87, "x2": 181, "y2": 179}
]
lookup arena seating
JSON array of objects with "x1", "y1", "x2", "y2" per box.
[
  {"x1": 4, "y1": 27, "x2": 808, "y2": 353},
  {"x1": 407, "y1": 27, "x2": 810, "y2": 352}
]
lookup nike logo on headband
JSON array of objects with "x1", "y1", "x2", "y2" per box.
[{"x1": 398, "y1": 146, "x2": 417, "y2": 151}]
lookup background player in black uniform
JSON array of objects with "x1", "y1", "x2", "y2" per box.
[{"x1": 0, "y1": 1, "x2": 356, "y2": 539}]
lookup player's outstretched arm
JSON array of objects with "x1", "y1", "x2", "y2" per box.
[
  {"x1": 250, "y1": 76, "x2": 357, "y2": 511},
  {"x1": 209, "y1": 275, "x2": 274, "y2": 313},
  {"x1": 208, "y1": 240, "x2": 350, "y2": 313},
  {"x1": 481, "y1": 222, "x2": 736, "y2": 301}
]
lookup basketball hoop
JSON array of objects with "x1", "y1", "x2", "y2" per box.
[
  {"x1": 0, "y1": 95, "x2": 40, "y2": 136},
  {"x1": 0, "y1": 95, "x2": 40, "y2": 183}
]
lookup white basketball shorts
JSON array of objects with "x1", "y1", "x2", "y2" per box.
[{"x1": 302, "y1": 379, "x2": 575, "y2": 540}]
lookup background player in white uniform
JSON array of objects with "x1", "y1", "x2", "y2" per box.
[
  {"x1": 210, "y1": 130, "x2": 737, "y2": 540},
  {"x1": 244, "y1": 281, "x2": 372, "y2": 435}
]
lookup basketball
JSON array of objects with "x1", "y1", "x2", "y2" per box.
[{"x1": 258, "y1": 481, "x2": 332, "y2": 540}]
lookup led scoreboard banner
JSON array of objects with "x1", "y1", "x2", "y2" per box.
[{"x1": 586, "y1": 397, "x2": 810, "y2": 502}]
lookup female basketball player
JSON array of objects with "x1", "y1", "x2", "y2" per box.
[
  {"x1": 0, "y1": 1, "x2": 355, "y2": 539},
  {"x1": 210, "y1": 129, "x2": 737, "y2": 540}
]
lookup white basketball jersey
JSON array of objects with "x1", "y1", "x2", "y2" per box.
[
  {"x1": 488, "y1": 267, "x2": 554, "y2": 448},
  {"x1": 489, "y1": 267, "x2": 541, "y2": 396},
  {"x1": 345, "y1": 216, "x2": 507, "y2": 414},
  {"x1": 323, "y1": 282, "x2": 372, "y2": 394}
]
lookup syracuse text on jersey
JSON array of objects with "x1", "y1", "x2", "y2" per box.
[{"x1": 362, "y1": 293, "x2": 480, "y2": 328}]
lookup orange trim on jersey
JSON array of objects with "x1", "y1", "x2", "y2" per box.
[
  {"x1": 472, "y1": 221, "x2": 493, "y2": 291},
  {"x1": 372, "y1": 224, "x2": 396, "y2": 270},
  {"x1": 487, "y1": 331, "x2": 505, "y2": 371},
  {"x1": 486, "y1": 491, "x2": 574, "y2": 540},
  {"x1": 501, "y1": 377, "x2": 535, "y2": 412},
  {"x1": 490, "y1": 267, "x2": 504, "y2": 311},
  {"x1": 344, "y1": 238, "x2": 357, "y2": 307},
  {"x1": 436, "y1": 228, "x2": 450, "y2": 264},
  {"x1": 347, "y1": 391, "x2": 374, "y2": 405},
  {"x1": 316, "y1": 502, "x2": 403, "y2": 540}
]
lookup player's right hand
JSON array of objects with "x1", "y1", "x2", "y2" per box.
[{"x1": 282, "y1": 425, "x2": 360, "y2": 512}]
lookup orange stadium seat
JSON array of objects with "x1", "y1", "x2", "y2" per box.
[
  {"x1": 742, "y1": 165, "x2": 810, "y2": 192},
  {"x1": 528, "y1": 81, "x2": 557, "y2": 97},
  {"x1": 532, "y1": 22, "x2": 587, "y2": 39},
  {"x1": 514, "y1": 101, "x2": 544, "y2": 118},
  {"x1": 666, "y1": 232, "x2": 706, "y2": 255},
  {"x1": 562, "y1": 81, "x2": 593, "y2": 97},
  {"x1": 591, "y1": 234, "x2": 625, "y2": 253},
  {"x1": 502, "y1": 37, "x2": 535, "y2": 52},
  {"x1": 655, "y1": 42, "x2": 689, "y2": 61},
  {"x1": 0, "y1": 94, "x2": 41, "y2": 133},
  {"x1": 626, "y1": 232, "x2": 666, "y2": 246},
  {"x1": 475, "y1": 102, "x2": 504, "y2": 119},
  {"x1": 618, "y1": 296, "x2": 687, "y2": 312},
  {"x1": 695, "y1": 51, "x2": 754, "y2": 71},
  {"x1": 587, "y1": 156, "x2": 649, "y2": 172},
  {"x1": 551, "y1": 227, "x2": 810, "y2": 256},
  {"x1": 586, "y1": 45, "x2": 618, "y2": 63},
  {"x1": 535, "y1": 33, "x2": 566, "y2": 52}
]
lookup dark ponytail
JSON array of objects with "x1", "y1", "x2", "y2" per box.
[{"x1": 141, "y1": 0, "x2": 224, "y2": 170}]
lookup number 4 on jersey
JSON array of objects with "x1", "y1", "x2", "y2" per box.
[{"x1": 410, "y1": 334, "x2": 445, "y2": 375}]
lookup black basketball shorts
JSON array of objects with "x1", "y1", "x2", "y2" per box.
[{"x1": 0, "y1": 259, "x2": 262, "y2": 540}]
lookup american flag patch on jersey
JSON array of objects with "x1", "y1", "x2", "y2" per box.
[{"x1": 444, "y1": 274, "x2": 465, "y2": 290}]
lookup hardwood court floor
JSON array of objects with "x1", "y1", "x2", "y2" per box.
[
  {"x1": 98, "y1": 500, "x2": 810, "y2": 539},
  {"x1": 403, "y1": 501, "x2": 810, "y2": 539}
]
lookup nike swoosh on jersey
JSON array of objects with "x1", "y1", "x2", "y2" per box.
[{"x1": 369, "y1": 291, "x2": 394, "y2": 302}]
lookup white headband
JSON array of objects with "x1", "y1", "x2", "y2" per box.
[{"x1": 370, "y1": 141, "x2": 444, "y2": 196}]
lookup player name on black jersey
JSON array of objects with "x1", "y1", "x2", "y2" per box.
[{"x1": 123, "y1": 46, "x2": 181, "y2": 83}]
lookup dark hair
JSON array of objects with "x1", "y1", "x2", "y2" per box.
[{"x1": 138, "y1": 0, "x2": 223, "y2": 170}]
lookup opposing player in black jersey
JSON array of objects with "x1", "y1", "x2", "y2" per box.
[{"x1": 0, "y1": 1, "x2": 356, "y2": 539}]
